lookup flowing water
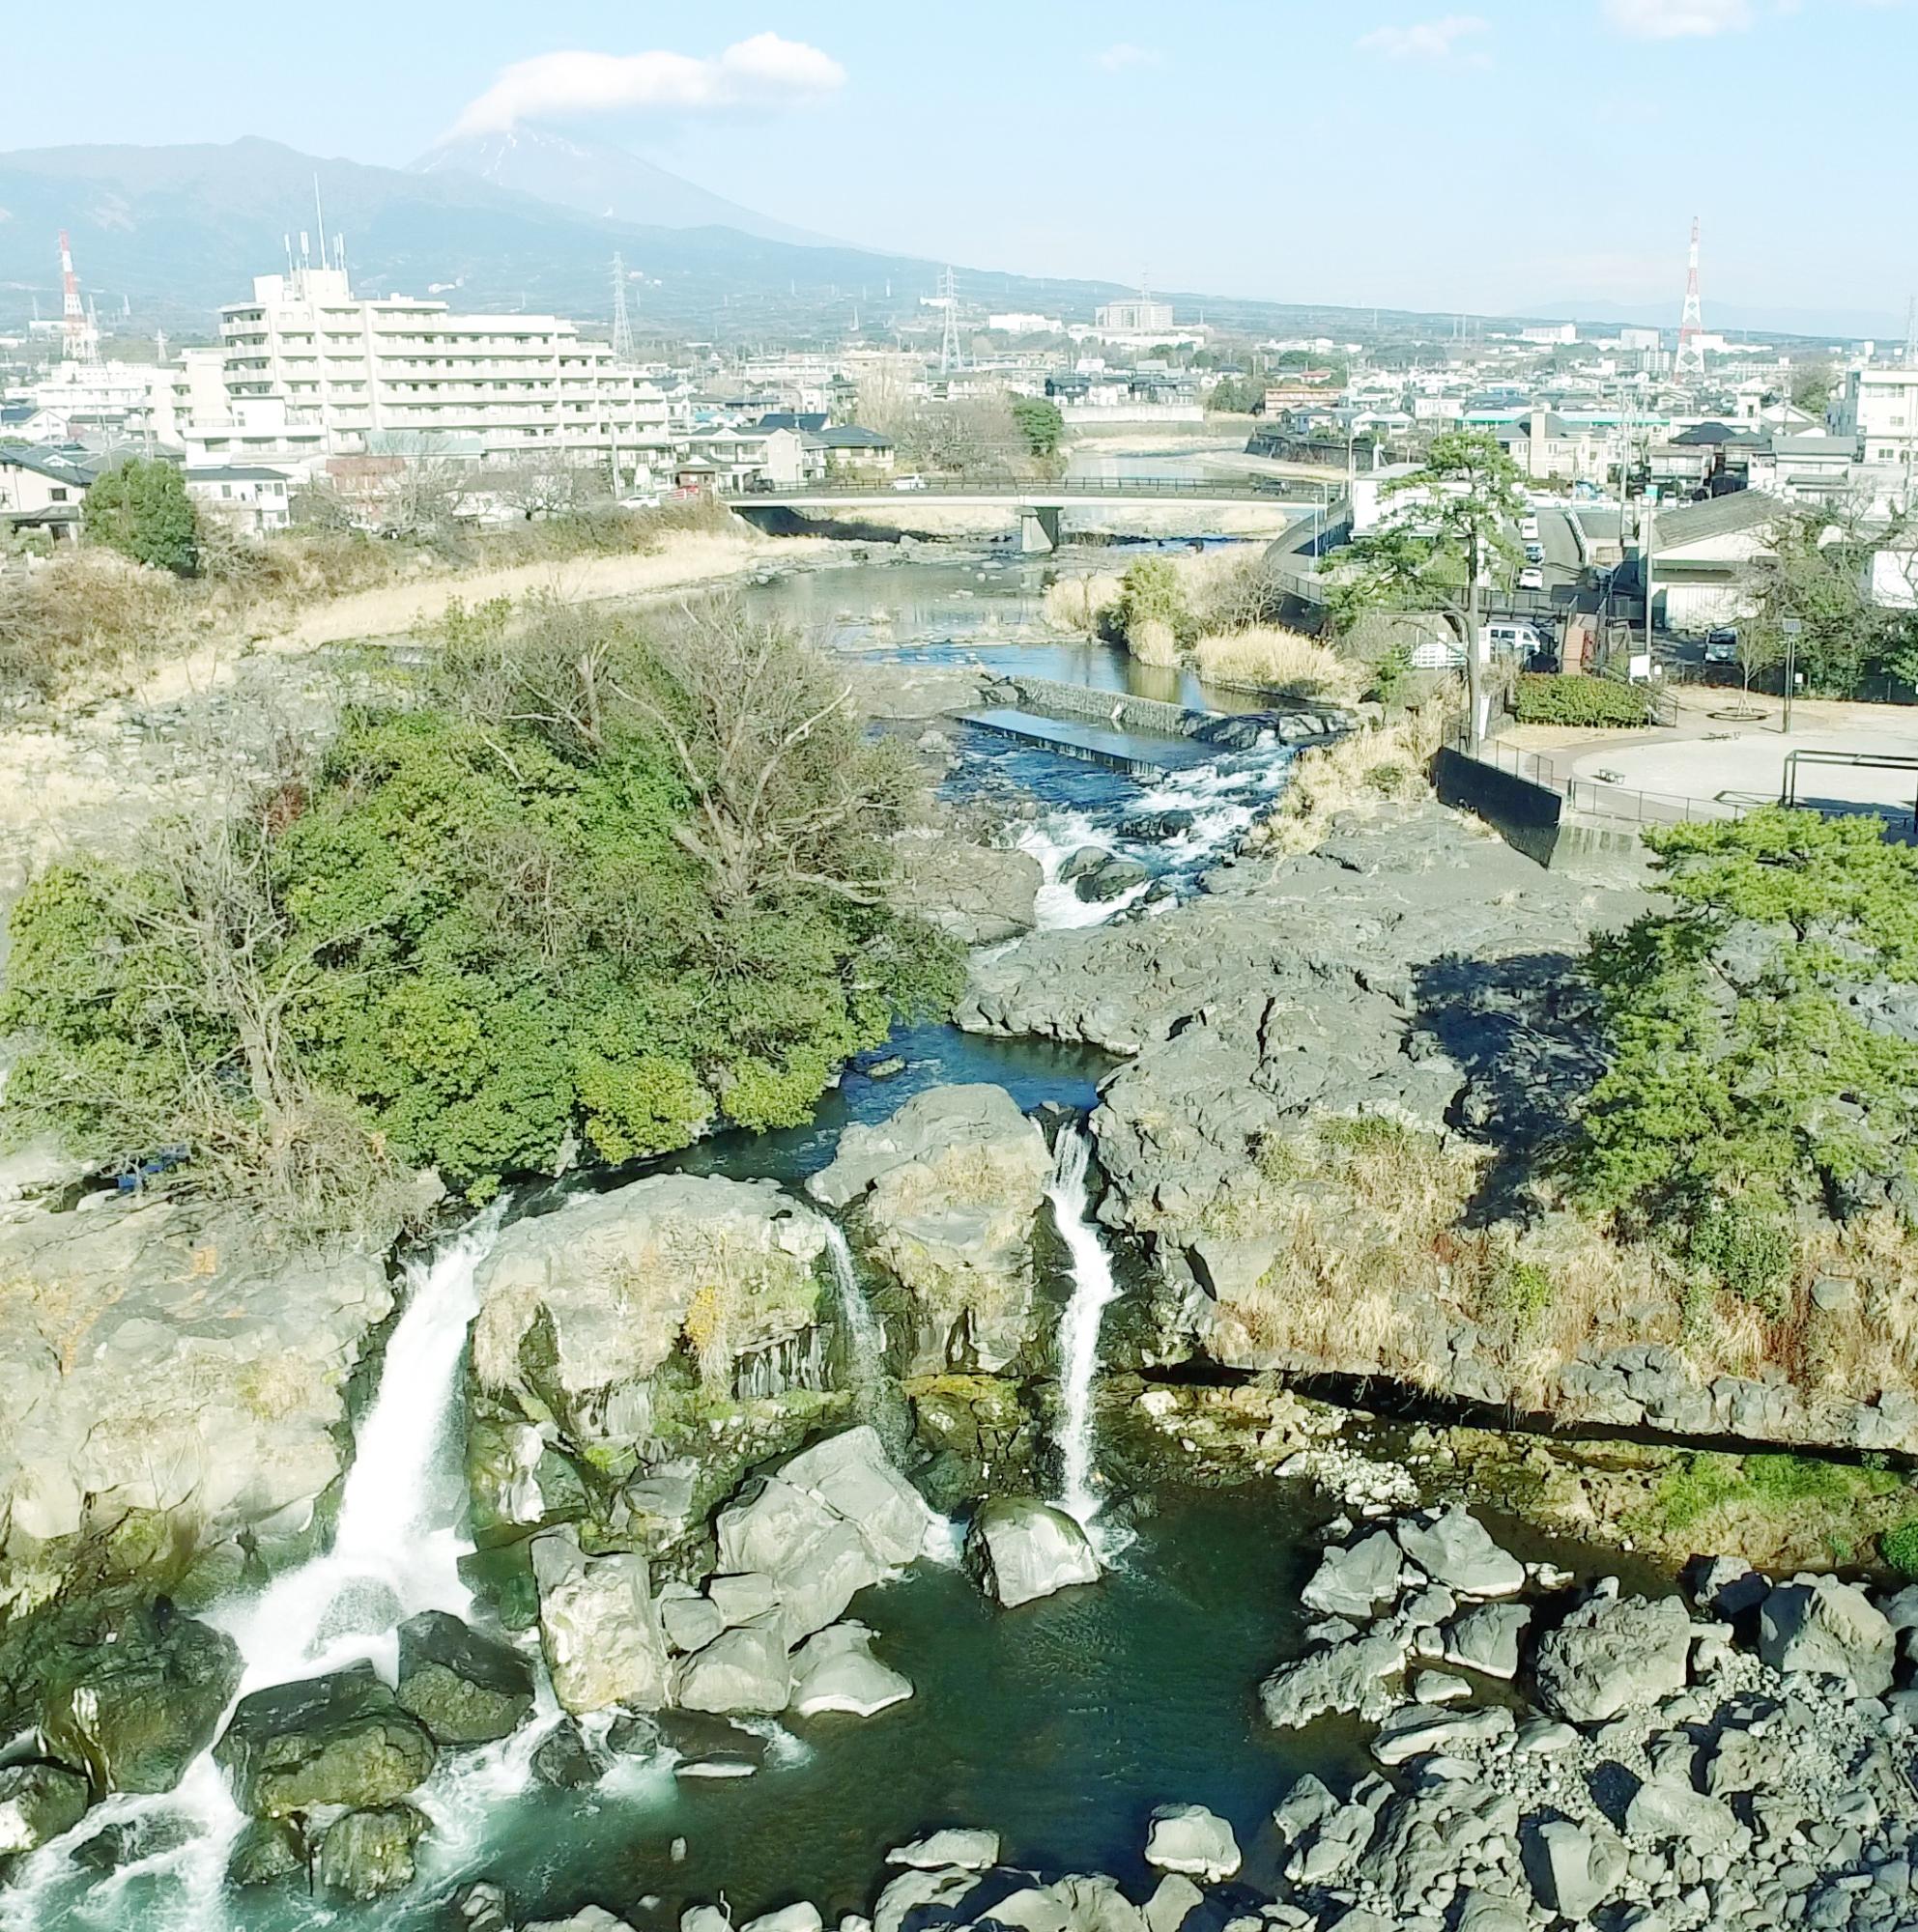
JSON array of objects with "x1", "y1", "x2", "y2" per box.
[
  {"x1": 6, "y1": 1208, "x2": 514, "y2": 1932},
  {"x1": 9, "y1": 553, "x2": 1664, "y2": 1932},
  {"x1": 1047, "y1": 1128, "x2": 1123, "y2": 1529}
]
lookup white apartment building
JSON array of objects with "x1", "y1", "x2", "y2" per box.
[
  {"x1": 183, "y1": 267, "x2": 671, "y2": 484},
  {"x1": 1834, "y1": 364, "x2": 1918, "y2": 469}
]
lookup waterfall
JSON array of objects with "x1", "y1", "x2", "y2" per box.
[
  {"x1": 821, "y1": 1219, "x2": 913, "y2": 1463},
  {"x1": 215, "y1": 1200, "x2": 507, "y2": 1694},
  {"x1": 823, "y1": 1220, "x2": 885, "y2": 1399},
  {"x1": 0, "y1": 1205, "x2": 511, "y2": 1932},
  {"x1": 1048, "y1": 1126, "x2": 1121, "y2": 1527}
]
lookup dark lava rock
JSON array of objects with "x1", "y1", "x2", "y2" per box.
[
  {"x1": 0, "y1": 1761, "x2": 91, "y2": 1852},
  {"x1": 316, "y1": 1804, "x2": 427, "y2": 1900},
  {"x1": 228, "y1": 1815, "x2": 309, "y2": 1888},
  {"x1": 213, "y1": 1662, "x2": 436, "y2": 1816},
  {"x1": 394, "y1": 1611, "x2": 535, "y2": 1747},
  {"x1": 530, "y1": 1717, "x2": 609, "y2": 1790},
  {"x1": 1073, "y1": 857, "x2": 1151, "y2": 904},
  {"x1": 1119, "y1": 810, "x2": 1196, "y2": 841},
  {"x1": 5, "y1": 1594, "x2": 242, "y2": 1797}
]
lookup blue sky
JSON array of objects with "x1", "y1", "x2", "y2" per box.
[{"x1": 10, "y1": 0, "x2": 1916, "y2": 333}]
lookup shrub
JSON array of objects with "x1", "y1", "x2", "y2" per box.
[
  {"x1": 1109, "y1": 557, "x2": 1189, "y2": 649},
  {"x1": 1364, "y1": 761, "x2": 1413, "y2": 798},
  {"x1": 1128, "y1": 617, "x2": 1182, "y2": 668},
  {"x1": 1191, "y1": 626, "x2": 1360, "y2": 702},
  {"x1": 1041, "y1": 574, "x2": 1122, "y2": 635},
  {"x1": 1370, "y1": 639, "x2": 1415, "y2": 706},
  {"x1": 1686, "y1": 1195, "x2": 1796, "y2": 1316},
  {"x1": 1512, "y1": 674, "x2": 1652, "y2": 727},
  {"x1": 1487, "y1": 1258, "x2": 1555, "y2": 1328},
  {"x1": 1883, "y1": 1520, "x2": 1918, "y2": 1578}
]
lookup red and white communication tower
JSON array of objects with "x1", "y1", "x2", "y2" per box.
[
  {"x1": 57, "y1": 230, "x2": 99, "y2": 363},
  {"x1": 1675, "y1": 216, "x2": 1705, "y2": 377}
]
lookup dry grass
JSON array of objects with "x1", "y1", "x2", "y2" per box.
[
  {"x1": 1191, "y1": 625, "x2": 1361, "y2": 703},
  {"x1": 1128, "y1": 616, "x2": 1182, "y2": 668},
  {"x1": 1041, "y1": 573, "x2": 1123, "y2": 635},
  {"x1": 0, "y1": 551, "x2": 197, "y2": 700},
  {"x1": 1251, "y1": 697, "x2": 1455, "y2": 855}
]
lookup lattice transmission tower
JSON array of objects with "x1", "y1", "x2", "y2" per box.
[
  {"x1": 611, "y1": 253, "x2": 635, "y2": 362},
  {"x1": 938, "y1": 267, "x2": 962, "y2": 374},
  {"x1": 1675, "y1": 217, "x2": 1705, "y2": 378}
]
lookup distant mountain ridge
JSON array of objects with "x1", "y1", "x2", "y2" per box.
[{"x1": 412, "y1": 126, "x2": 833, "y2": 248}]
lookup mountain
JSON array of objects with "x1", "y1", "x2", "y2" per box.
[
  {"x1": 0, "y1": 135, "x2": 1508, "y2": 351},
  {"x1": 412, "y1": 126, "x2": 832, "y2": 248}
]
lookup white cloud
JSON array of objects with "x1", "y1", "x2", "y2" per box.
[
  {"x1": 451, "y1": 35, "x2": 846, "y2": 136},
  {"x1": 1356, "y1": 14, "x2": 1491, "y2": 60},
  {"x1": 1093, "y1": 43, "x2": 1162, "y2": 71},
  {"x1": 1602, "y1": 0, "x2": 1753, "y2": 38}
]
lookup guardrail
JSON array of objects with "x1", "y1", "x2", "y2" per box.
[{"x1": 1452, "y1": 733, "x2": 1749, "y2": 827}]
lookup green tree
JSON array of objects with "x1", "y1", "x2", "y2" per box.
[
  {"x1": 1010, "y1": 397, "x2": 1065, "y2": 460},
  {"x1": 83, "y1": 458, "x2": 201, "y2": 576},
  {"x1": 1790, "y1": 359, "x2": 1835, "y2": 417},
  {"x1": 1571, "y1": 810, "x2": 1918, "y2": 1283},
  {"x1": 0, "y1": 602, "x2": 962, "y2": 1221},
  {"x1": 1326, "y1": 428, "x2": 1527, "y2": 745},
  {"x1": 1748, "y1": 507, "x2": 1896, "y2": 697},
  {"x1": 1206, "y1": 375, "x2": 1267, "y2": 414}
]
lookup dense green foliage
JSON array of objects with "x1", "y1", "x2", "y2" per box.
[
  {"x1": 1106, "y1": 556, "x2": 1191, "y2": 645},
  {"x1": 1638, "y1": 1449, "x2": 1899, "y2": 1537},
  {"x1": 1883, "y1": 1519, "x2": 1918, "y2": 1579},
  {"x1": 1572, "y1": 810, "x2": 1918, "y2": 1288},
  {"x1": 1511, "y1": 674, "x2": 1652, "y2": 727},
  {"x1": 0, "y1": 601, "x2": 961, "y2": 1219},
  {"x1": 1205, "y1": 375, "x2": 1267, "y2": 414},
  {"x1": 1009, "y1": 397, "x2": 1065, "y2": 459},
  {"x1": 83, "y1": 458, "x2": 200, "y2": 577},
  {"x1": 1747, "y1": 507, "x2": 1908, "y2": 698}
]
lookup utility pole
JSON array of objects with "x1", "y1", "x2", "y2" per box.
[
  {"x1": 1781, "y1": 616, "x2": 1802, "y2": 735},
  {"x1": 1642, "y1": 491, "x2": 1657, "y2": 670}
]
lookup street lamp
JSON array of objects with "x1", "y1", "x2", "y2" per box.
[{"x1": 1780, "y1": 617, "x2": 1803, "y2": 735}]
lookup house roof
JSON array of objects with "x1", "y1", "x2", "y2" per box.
[
  {"x1": 813, "y1": 425, "x2": 893, "y2": 449},
  {"x1": 0, "y1": 441, "x2": 100, "y2": 486},
  {"x1": 757, "y1": 412, "x2": 829, "y2": 433},
  {"x1": 185, "y1": 466, "x2": 291, "y2": 484},
  {"x1": 1650, "y1": 489, "x2": 1783, "y2": 550}
]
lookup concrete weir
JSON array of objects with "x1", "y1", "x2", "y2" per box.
[{"x1": 959, "y1": 708, "x2": 1217, "y2": 778}]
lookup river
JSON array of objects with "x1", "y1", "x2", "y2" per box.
[{"x1": 8, "y1": 548, "x2": 1663, "y2": 1932}]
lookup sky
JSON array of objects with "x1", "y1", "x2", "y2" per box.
[{"x1": 8, "y1": 0, "x2": 1917, "y2": 334}]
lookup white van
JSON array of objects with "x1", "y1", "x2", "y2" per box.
[
  {"x1": 1520, "y1": 515, "x2": 1542, "y2": 543},
  {"x1": 1481, "y1": 622, "x2": 1547, "y2": 660}
]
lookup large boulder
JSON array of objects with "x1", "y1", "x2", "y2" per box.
[
  {"x1": 1532, "y1": 1591, "x2": 1692, "y2": 1724},
  {"x1": 316, "y1": 1804, "x2": 427, "y2": 1900},
  {"x1": 964, "y1": 1498, "x2": 1101, "y2": 1609},
  {"x1": 807, "y1": 1086, "x2": 1051, "y2": 1374},
  {"x1": 1302, "y1": 1531, "x2": 1404, "y2": 1620},
  {"x1": 471, "y1": 1174, "x2": 829, "y2": 1490},
  {"x1": 1144, "y1": 1804, "x2": 1241, "y2": 1882},
  {"x1": 393, "y1": 1612, "x2": 535, "y2": 1746},
  {"x1": 712, "y1": 1427, "x2": 936, "y2": 1645},
  {"x1": 0, "y1": 1199, "x2": 393, "y2": 1613},
  {"x1": 1523, "y1": 1820, "x2": 1625, "y2": 1920},
  {"x1": 6, "y1": 1594, "x2": 242, "y2": 1796},
  {"x1": 1759, "y1": 1576, "x2": 1896, "y2": 1696},
  {"x1": 213, "y1": 1663, "x2": 436, "y2": 1816},
  {"x1": 892, "y1": 834, "x2": 1042, "y2": 946},
  {"x1": 530, "y1": 1527, "x2": 671, "y2": 1715},
  {"x1": 1260, "y1": 1630, "x2": 1410, "y2": 1729},
  {"x1": 1392, "y1": 1508, "x2": 1525, "y2": 1600},
  {"x1": 0, "y1": 1760, "x2": 91, "y2": 1855},
  {"x1": 673, "y1": 1621, "x2": 791, "y2": 1717},
  {"x1": 787, "y1": 1622, "x2": 913, "y2": 1718}
]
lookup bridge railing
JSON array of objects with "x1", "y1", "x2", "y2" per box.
[{"x1": 735, "y1": 474, "x2": 1315, "y2": 501}]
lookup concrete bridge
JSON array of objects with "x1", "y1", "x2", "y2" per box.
[{"x1": 730, "y1": 474, "x2": 1321, "y2": 552}]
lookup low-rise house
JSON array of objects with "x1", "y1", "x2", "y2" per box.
[
  {"x1": 1748, "y1": 435, "x2": 1859, "y2": 505},
  {"x1": 1612, "y1": 490, "x2": 1784, "y2": 632},
  {"x1": 185, "y1": 465, "x2": 295, "y2": 536},
  {"x1": 0, "y1": 440, "x2": 99, "y2": 536},
  {"x1": 809, "y1": 425, "x2": 896, "y2": 474}
]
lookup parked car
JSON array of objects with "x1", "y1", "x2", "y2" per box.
[
  {"x1": 1524, "y1": 541, "x2": 1546, "y2": 564},
  {"x1": 1481, "y1": 621, "x2": 1549, "y2": 660},
  {"x1": 1520, "y1": 516, "x2": 1541, "y2": 542},
  {"x1": 1518, "y1": 566, "x2": 1545, "y2": 591},
  {"x1": 1703, "y1": 626, "x2": 1739, "y2": 664},
  {"x1": 892, "y1": 473, "x2": 928, "y2": 492}
]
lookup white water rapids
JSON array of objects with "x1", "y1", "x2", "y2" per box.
[
  {"x1": 1047, "y1": 1127, "x2": 1122, "y2": 1530},
  {"x1": 4, "y1": 1206, "x2": 523, "y2": 1932}
]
